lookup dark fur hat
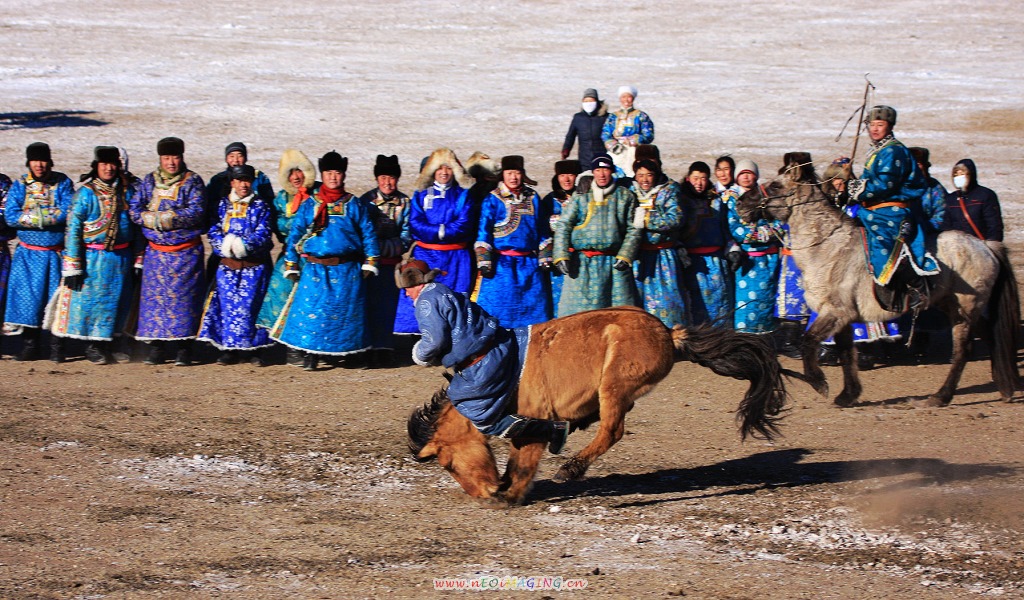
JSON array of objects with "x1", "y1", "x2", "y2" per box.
[
  {"x1": 94, "y1": 146, "x2": 121, "y2": 164},
  {"x1": 554, "y1": 159, "x2": 582, "y2": 176},
  {"x1": 908, "y1": 147, "x2": 930, "y2": 168},
  {"x1": 374, "y1": 154, "x2": 401, "y2": 178},
  {"x1": 157, "y1": 137, "x2": 185, "y2": 156},
  {"x1": 25, "y1": 142, "x2": 52, "y2": 164},
  {"x1": 865, "y1": 105, "x2": 897, "y2": 126},
  {"x1": 499, "y1": 155, "x2": 537, "y2": 186},
  {"x1": 319, "y1": 150, "x2": 348, "y2": 173},
  {"x1": 395, "y1": 259, "x2": 442, "y2": 289},
  {"x1": 634, "y1": 144, "x2": 661, "y2": 166}
]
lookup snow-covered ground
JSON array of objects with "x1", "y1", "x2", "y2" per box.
[{"x1": 1, "y1": 0, "x2": 1020, "y2": 235}]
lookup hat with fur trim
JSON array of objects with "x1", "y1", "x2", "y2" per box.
[
  {"x1": 318, "y1": 150, "x2": 348, "y2": 173},
  {"x1": 865, "y1": 105, "x2": 897, "y2": 126},
  {"x1": 415, "y1": 147, "x2": 469, "y2": 190},
  {"x1": 373, "y1": 154, "x2": 401, "y2": 179},
  {"x1": 499, "y1": 155, "x2": 537, "y2": 186},
  {"x1": 157, "y1": 137, "x2": 184, "y2": 156},
  {"x1": 555, "y1": 159, "x2": 582, "y2": 176},
  {"x1": 395, "y1": 259, "x2": 442, "y2": 289},
  {"x1": 94, "y1": 146, "x2": 121, "y2": 164},
  {"x1": 25, "y1": 142, "x2": 52, "y2": 164},
  {"x1": 277, "y1": 148, "x2": 316, "y2": 194}
]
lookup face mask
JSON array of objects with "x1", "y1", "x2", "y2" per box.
[
  {"x1": 582, "y1": 101, "x2": 598, "y2": 113},
  {"x1": 953, "y1": 174, "x2": 968, "y2": 190}
]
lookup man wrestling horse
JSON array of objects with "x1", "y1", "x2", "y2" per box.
[{"x1": 399, "y1": 259, "x2": 789, "y2": 505}]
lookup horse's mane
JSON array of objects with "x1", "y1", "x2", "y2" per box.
[{"x1": 407, "y1": 387, "x2": 450, "y2": 461}]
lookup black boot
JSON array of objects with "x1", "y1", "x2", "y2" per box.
[
  {"x1": 216, "y1": 350, "x2": 239, "y2": 365},
  {"x1": 15, "y1": 330, "x2": 41, "y2": 362},
  {"x1": 303, "y1": 353, "x2": 319, "y2": 371},
  {"x1": 818, "y1": 344, "x2": 839, "y2": 366},
  {"x1": 856, "y1": 342, "x2": 877, "y2": 371},
  {"x1": 144, "y1": 341, "x2": 165, "y2": 365},
  {"x1": 286, "y1": 346, "x2": 305, "y2": 368},
  {"x1": 500, "y1": 415, "x2": 572, "y2": 455},
  {"x1": 249, "y1": 349, "x2": 267, "y2": 367},
  {"x1": 174, "y1": 341, "x2": 192, "y2": 367},
  {"x1": 86, "y1": 341, "x2": 114, "y2": 365},
  {"x1": 773, "y1": 320, "x2": 804, "y2": 359},
  {"x1": 50, "y1": 335, "x2": 66, "y2": 364}
]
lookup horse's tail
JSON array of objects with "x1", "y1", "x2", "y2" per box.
[
  {"x1": 672, "y1": 324, "x2": 788, "y2": 441},
  {"x1": 984, "y1": 242, "x2": 1021, "y2": 398}
]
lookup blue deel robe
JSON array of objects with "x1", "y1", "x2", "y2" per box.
[
  {"x1": 631, "y1": 177, "x2": 688, "y2": 328},
  {"x1": 726, "y1": 189, "x2": 784, "y2": 334},
  {"x1": 3, "y1": 171, "x2": 74, "y2": 329},
  {"x1": 269, "y1": 190, "x2": 380, "y2": 355},
  {"x1": 359, "y1": 188, "x2": 411, "y2": 349},
  {"x1": 256, "y1": 187, "x2": 313, "y2": 329},
  {"x1": 680, "y1": 188, "x2": 732, "y2": 327},
  {"x1": 474, "y1": 183, "x2": 553, "y2": 328},
  {"x1": 775, "y1": 225, "x2": 810, "y2": 320},
  {"x1": 393, "y1": 182, "x2": 476, "y2": 334},
  {"x1": 198, "y1": 193, "x2": 274, "y2": 351},
  {"x1": 850, "y1": 135, "x2": 939, "y2": 285},
  {"x1": 48, "y1": 179, "x2": 136, "y2": 340},
  {"x1": 129, "y1": 170, "x2": 208, "y2": 340},
  {"x1": 412, "y1": 281, "x2": 529, "y2": 429},
  {"x1": 542, "y1": 190, "x2": 571, "y2": 316}
]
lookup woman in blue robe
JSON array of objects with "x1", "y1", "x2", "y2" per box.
[
  {"x1": 679, "y1": 162, "x2": 732, "y2": 327},
  {"x1": 542, "y1": 160, "x2": 581, "y2": 317}
]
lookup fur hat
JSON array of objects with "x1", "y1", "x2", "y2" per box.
[
  {"x1": 582, "y1": 88, "x2": 600, "y2": 101},
  {"x1": 228, "y1": 164, "x2": 256, "y2": 181},
  {"x1": 555, "y1": 159, "x2": 582, "y2": 176},
  {"x1": 319, "y1": 150, "x2": 348, "y2": 173},
  {"x1": 865, "y1": 105, "x2": 897, "y2": 126},
  {"x1": 415, "y1": 147, "x2": 469, "y2": 190},
  {"x1": 734, "y1": 159, "x2": 759, "y2": 179},
  {"x1": 373, "y1": 154, "x2": 402, "y2": 179},
  {"x1": 617, "y1": 85, "x2": 638, "y2": 99},
  {"x1": 395, "y1": 259, "x2": 442, "y2": 289},
  {"x1": 157, "y1": 137, "x2": 185, "y2": 156},
  {"x1": 591, "y1": 153, "x2": 614, "y2": 171},
  {"x1": 225, "y1": 141, "x2": 247, "y2": 159},
  {"x1": 635, "y1": 144, "x2": 661, "y2": 165},
  {"x1": 499, "y1": 155, "x2": 537, "y2": 186},
  {"x1": 277, "y1": 149, "x2": 316, "y2": 194},
  {"x1": 94, "y1": 146, "x2": 120, "y2": 164},
  {"x1": 908, "y1": 147, "x2": 930, "y2": 168},
  {"x1": 26, "y1": 142, "x2": 52, "y2": 164}
]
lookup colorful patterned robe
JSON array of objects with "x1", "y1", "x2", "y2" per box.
[
  {"x1": 393, "y1": 182, "x2": 476, "y2": 334},
  {"x1": 48, "y1": 179, "x2": 136, "y2": 341},
  {"x1": 552, "y1": 181, "x2": 641, "y2": 317},
  {"x1": 269, "y1": 190, "x2": 379, "y2": 355},
  {"x1": 631, "y1": 178, "x2": 688, "y2": 328},
  {"x1": 775, "y1": 224, "x2": 810, "y2": 320},
  {"x1": 129, "y1": 170, "x2": 207, "y2": 340},
  {"x1": 726, "y1": 189, "x2": 784, "y2": 334},
  {"x1": 849, "y1": 135, "x2": 939, "y2": 285},
  {"x1": 198, "y1": 192, "x2": 274, "y2": 350},
  {"x1": 680, "y1": 188, "x2": 732, "y2": 327},
  {"x1": 3, "y1": 171, "x2": 74, "y2": 329},
  {"x1": 474, "y1": 183, "x2": 553, "y2": 327},
  {"x1": 256, "y1": 186, "x2": 312, "y2": 329},
  {"x1": 601, "y1": 108, "x2": 655, "y2": 149},
  {"x1": 359, "y1": 187, "x2": 410, "y2": 349}
]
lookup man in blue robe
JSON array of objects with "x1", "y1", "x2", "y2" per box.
[{"x1": 399, "y1": 260, "x2": 569, "y2": 453}]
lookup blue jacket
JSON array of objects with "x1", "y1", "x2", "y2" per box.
[{"x1": 4, "y1": 171, "x2": 74, "y2": 247}]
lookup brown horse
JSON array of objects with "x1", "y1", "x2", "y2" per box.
[
  {"x1": 408, "y1": 306, "x2": 789, "y2": 505},
  {"x1": 737, "y1": 155, "x2": 1020, "y2": 407}
]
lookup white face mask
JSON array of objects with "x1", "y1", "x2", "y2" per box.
[
  {"x1": 953, "y1": 174, "x2": 969, "y2": 190},
  {"x1": 582, "y1": 101, "x2": 598, "y2": 113}
]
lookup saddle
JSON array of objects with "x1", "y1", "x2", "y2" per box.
[{"x1": 872, "y1": 277, "x2": 930, "y2": 313}]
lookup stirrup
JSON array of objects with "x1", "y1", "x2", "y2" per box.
[{"x1": 549, "y1": 421, "x2": 570, "y2": 455}]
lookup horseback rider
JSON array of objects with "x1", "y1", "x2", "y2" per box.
[
  {"x1": 845, "y1": 105, "x2": 939, "y2": 310},
  {"x1": 397, "y1": 259, "x2": 571, "y2": 454}
]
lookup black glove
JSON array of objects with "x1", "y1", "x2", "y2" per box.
[
  {"x1": 575, "y1": 175, "x2": 593, "y2": 195},
  {"x1": 64, "y1": 274, "x2": 84, "y2": 291},
  {"x1": 726, "y1": 250, "x2": 744, "y2": 272},
  {"x1": 556, "y1": 261, "x2": 571, "y2": 276},
  {"x1": 479, "y1": 264, "x2": 494, "y2": 278},
  {"x1": 613, "y1": 259, "x2": 631, "y2": 271}
]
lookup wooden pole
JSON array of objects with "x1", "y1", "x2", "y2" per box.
[{"x1": 849, "y1": 74, "x2": 875, "y2": 165}]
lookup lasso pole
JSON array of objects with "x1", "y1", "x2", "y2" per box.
[{"x1": 849, "y1": 74, "x2": 875, "y2": 165}]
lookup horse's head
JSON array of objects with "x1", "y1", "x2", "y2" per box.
[
  {"x1": 736, "y1": 181, "x2": 794, "y2": 223},
  {"x1": 408, "y1": 388, "x2": 501, "y2": 498}
]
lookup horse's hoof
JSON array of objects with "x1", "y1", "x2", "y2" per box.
[
  {"x1": 554, "y1": 458, "x2": 588, "y2": 482},
  {"x1": 811, "y1": 380, "x2": 829, "y2": 398},
  {"x1": 911, "y1": 395, "x2": 950, "y2": 408},
  {"x1": 833, "y1": 394, "x2": 856, "y2": 408}
]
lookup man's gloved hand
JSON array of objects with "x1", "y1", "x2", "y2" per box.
[
  {"x1": 726, "y1": 250, "x2": 745, "y2": 272},
  {"x1": 613, "y1": 259, "x2": 631, "y2": 271},
  {"x1": 555, "y1": 261, "x2": 571, "y2": 276},
  {"x1": 64, "y1": 274, "x2": 84, "y2": 291}
]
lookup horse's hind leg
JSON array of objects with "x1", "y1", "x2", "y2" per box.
[
  {"x1": 802, "y1": 314, "x2": 842, "y2": 398},
  {"x1": 498, "y1": 441, "x2": 544, "y2": 505},
  {"x1": 917, "y1": 316, "x2": 972, "y2": 407},
  {"x1": 833, "y1": 326, "x2": 863, "y2": 407},
  {"x1": 553, "y1": 383, "x2": 633, "y2": 483}
]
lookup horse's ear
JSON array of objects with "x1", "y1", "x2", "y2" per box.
[{"x1": 417, "y1": 441, "x2": 440, "y2": 460}]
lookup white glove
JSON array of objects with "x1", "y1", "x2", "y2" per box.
[
  {"x1": 231, "y1": 235, "x2": 248, "y2": 258},
  {"x1": 632, "y1": 206, "x2": 647, "y2": 229},
  {"x1": 221, "y1": 234, "x2": 239, "y2": 258},
  {"x1": 438, "y1": 223, "x2": 446, "y2": 240}
]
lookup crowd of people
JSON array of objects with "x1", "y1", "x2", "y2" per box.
[{"x1": 0, "y1": 89, "x2": 1005, "y2": 372}]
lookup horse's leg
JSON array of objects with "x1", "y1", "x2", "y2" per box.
[
  {"x1": 553, "y1": 384, "x2": 630, "y2": 483},
  {"x1": 917, "y1": 315, "x2": 972, "y2": 407},
  {"x1": 498, "y1": 440, "x2": 545, "y2": 505},
  {"x1": 801, "y1": 314, "x2": 842, "y2": 398},
  {"x1": 832, "y1": 326, "x2": 862, "y2": 407}
]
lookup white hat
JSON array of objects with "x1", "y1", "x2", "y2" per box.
[
  {"x1": 734, "y1": 159, "x2": 759, "y2": 178},
  {"x1": 617, "y1": 85, "x2": 638, "y2": 99}
]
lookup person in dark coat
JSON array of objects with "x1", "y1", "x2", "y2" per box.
[
  {"x1": 942, "y1": 158, "x2": 1003, "y2": 241},
  {"x1": 561, "y1": 88, "x2": 608, "y2": 168}
]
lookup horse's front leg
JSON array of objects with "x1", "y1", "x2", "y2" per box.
[
  {"x1": 917, "y1": 315, "x2": 972, "y2": 407},
  {"x1": 833, "y1": 326, "x2": 863, "y2": 407},
  {"x1": 498, "y1": 440, "x2": 545, "y2": 505},
  {"x1": 553, "y1": 388, "x2": 628, "y2": 483},
  {"x1": 801, "y1": 314, "x2": 842, "y2": 398}
]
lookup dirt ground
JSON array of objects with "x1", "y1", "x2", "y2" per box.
[{"x1": 2, "y1": 309, "x2": 1024, "y2": 599}]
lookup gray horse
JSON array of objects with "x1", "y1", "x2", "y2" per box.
[{"x1": 738, "y1": 156, "x2": 1020, "y2": 407}]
